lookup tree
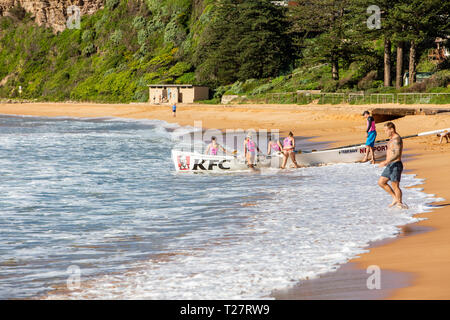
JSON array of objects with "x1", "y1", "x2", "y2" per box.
[
  {"x1": 359, "y1": 0, "x2": 401, "y2": 87},
  {"x1": 290, "y1": 0, "x2": 358, "y2": 81},
  {"x1": 395, "y1": 40, "x2": 404, "y2": 88},
  {"x1": 391, "y1": 0, "x2": 448, "y2": 85},
  {"x1": 194, "y1": 0, "x2": 292, "y2": 86}
]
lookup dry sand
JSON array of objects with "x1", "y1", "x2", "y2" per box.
[{"x1": 1, "y1": 102, "x2": 449, "y2": 299}]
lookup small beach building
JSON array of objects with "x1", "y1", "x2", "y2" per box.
[
  {"x1": 148, "y1": 85, "x2": 209, "y2": 104},
  {"x1": 403, "y1": 72, "x2": 434, "y2": 86}
]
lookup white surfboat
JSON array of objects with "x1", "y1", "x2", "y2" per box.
[
  {"x1": 171, "y1": 128, "x2": 450, "y2": 172},
  {"x1": 171, "y1": 142, "x2": 387, "y2": 172},
  {"x1": 289, "y1": 127, "x2": 450, "y2": 167},
  {"x1": 171, "y1": 150, "x2": 273, "y2": 173},
  {"x1": 293, "y1": 141, "x2": 388, "y2": 166}
]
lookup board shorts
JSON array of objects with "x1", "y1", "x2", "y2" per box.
[
  {"x1": 366, "y1": 131, "x2": 377, "y2": 147},
  {"x1": 381, "y1": 161, "x2": 403, "y2": 182}
]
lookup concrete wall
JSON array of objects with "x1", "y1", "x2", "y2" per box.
[
  {"x1": 179, "y1": 87, "x2": 195, "y2": 103},
  {"x1": 194, "y1": 87, "x2": 209, "y2": 101},
  {"x1": 167, "y1": 87, "x2": 179, "y2": 104},
  {"x1": 149, "y1": 88, "x2": 165, "y2": 104}
]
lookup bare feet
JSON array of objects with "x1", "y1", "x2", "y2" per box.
[
  {"x1": 388, "y1": 200, "x2": 398, "y2": 208},
  {"x1": 396, "y1": 203, "x2": 409, "y2": 209}
]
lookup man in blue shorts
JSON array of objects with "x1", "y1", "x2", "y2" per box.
[
  {"x1": 362, "y1": 111, "x2": 377, "y2": 164},
  {"x1": 378, "y1": 122, "x2": 408, "y2": 209},
  {"x1": 172, "y1": 103, "x2": 177, "y2": 117}
]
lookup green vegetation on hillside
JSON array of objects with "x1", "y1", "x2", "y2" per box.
[
  {"x1": 0, "y1": 0, "x2": 201, "y2": 102},
  {"x1": 0, "y1": 0, "x2": 449, "y2": 103}
]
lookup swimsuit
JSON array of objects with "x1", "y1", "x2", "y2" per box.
[
  {"x1": 210, "y1": 144, "x2": 218, "y2": 155},
  {"x1": 367, "y1": 116, "x2": 376, "y2": 132},
  {"x1": 381, "y1": 161, "x2": 403, "y2": 182},
  {"x1": 366, "y1": 131, "x2": 377, "y2": 147},
  {"x1": 365, "y1": 116, "x2": 377, "y2": 147},
  {"x1": 283, "y1": 137, "x2": 294, "y2": 151},
  {"x1": 247, "y1": 140, "x2": 256, "y2": 165},
  {"x1": 247, "y1": 140, "x2": 256, "y2": 153},
  {"x1": 271, "y1": 142, "x2": 281, "y2": 152}
]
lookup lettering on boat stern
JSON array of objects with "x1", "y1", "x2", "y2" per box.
[
  {"x1": 359, "y1": 145, "x2": 387, "y2": 154},
  {"x1": 339, "y1": 148, "x2": 358, "y2": 154}
]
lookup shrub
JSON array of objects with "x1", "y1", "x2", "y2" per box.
[
  {"x1": 429, "y1": 70, "x2": 450, "y2": 88},
  {"x1": 357, "y1": 70, "x2": 378, "y2": 90},
  {"x1": 226, "y1": 81, "x2": 244, "y2": 94},
  {"x1": 132, "y1": 16, "x2": 147, "y2": 30},
  {"x1": 252, "y1": 82, "x2": 274, "y2": 95},
  {"x1": 164, "y1": 19, "x2": 186, "y2": 46},
  {"x1": 7, "y1": 5, "x2": 26, "y2": 21},
  {"x1": 175, "y1": 72, "x2": 195, "y2": 84},
  {"x1": 82, "y1": 43, "x2": 97, "y2": 57},
  {"x1": 81, "y1": 30, "x2": 94, "y2": 43},
  {"x1": 109, "y1": 30, "x2": 123, "y2": 46},
  {"x1": 321, "y1": 80, "x2": 339, "y2": 92},
  {"x1": 106, "y1": 0, "x2": 120, "y2": 10},
  {"x1": 137, "y1": 28, "x2": 149, "y2": 46}
]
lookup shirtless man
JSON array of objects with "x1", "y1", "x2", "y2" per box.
[{"x1": 378, "y1": 122, "x2": 408, "y2": 209}]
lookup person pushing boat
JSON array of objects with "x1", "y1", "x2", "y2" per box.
[
  {"x1": 244, "y1": 134, "x2": 260, "y2": 169},
  {"x1": 205, "y1": 136, "x2": 228, "y2": 155},
  {"x1": 281, "y1": 132, "x2": 300, "y2": 169},
  {"x1": 438, "y1": 130, "x2": 449, "y2": 144},
  {"x1": 267, "y1": 135, "x2": 282, "y2": 155},
  {"x1": 378, "y1": 122, "x2": 408, "y2": 209},
  {"x1": 362, "y1": 110, "x2": 377, "y2": 164}
]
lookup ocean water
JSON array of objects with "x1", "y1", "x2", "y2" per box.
[{"x1": 0, "y1": 114, "x2": 441, "y2": 300}]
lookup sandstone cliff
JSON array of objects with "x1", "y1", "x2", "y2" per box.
[{"x1": 0, "y1": 0, "x2": 104, "y2": 32}]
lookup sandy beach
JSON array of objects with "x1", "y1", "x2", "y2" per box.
[{"x1": 1, "y1": 102, "x2": 449, "y2": 299}]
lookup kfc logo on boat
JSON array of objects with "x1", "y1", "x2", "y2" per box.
[{"x1": 177, "y1": 156, "x2": 190, "y2": 171}]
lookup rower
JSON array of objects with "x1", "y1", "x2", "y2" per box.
[
  {"x1": 362, "y1": 110, "x2": 377, "y2": 164},
  {"x1": 267, "y1": 135, "x2": 282, "y2": 155},
  {"x1": 438, "y1": 131, "x2": 449, "y2": 144},
  {"x1": 378, "y1": 122, "x2": 408, "y2": 209},
  {"x1": 205, "y1": 136, "x2": 228, "y2": 155},
  {"x1": 244, "y1": 134, "x2": 261, "y2": 169},
  {"x1": 281, "y1": 132, "x2": 300, "y2": 169}
]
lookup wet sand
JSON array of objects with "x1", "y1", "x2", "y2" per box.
[{"x1": 1, "y1": 102, "x2": 449, "y2": 299}]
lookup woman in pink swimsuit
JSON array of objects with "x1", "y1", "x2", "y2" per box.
[
  {"x1": 267, "y1": 135, "x2": 282, "y2": 155},
  {"x1": 244, "y1": 134, "x2": 260, "y2": 169},
  {"x1": 281, "y1": 132, "x2": 300, "y2": 169},
  {"x1": 205, "y1": 137, "x2": 228, "y2": 155}
]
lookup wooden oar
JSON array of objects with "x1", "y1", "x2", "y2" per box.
[{"x1": 297, "y1": 128, "x2": 450, "y2": 153}]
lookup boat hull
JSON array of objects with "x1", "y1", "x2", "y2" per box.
[
  {"x1": 171, "y1": 150, "x2": 273, "y2": 173},
  {"x1": 295, "y1": 142, "x2": 388, "y2": 166},
  {"x1": 171, "y1": 142, "x2": 388, "y2": 172}
]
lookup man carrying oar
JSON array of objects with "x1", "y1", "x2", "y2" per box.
[{"x1": 378, "y1": 122, "x2": 408, "y2": 209}]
